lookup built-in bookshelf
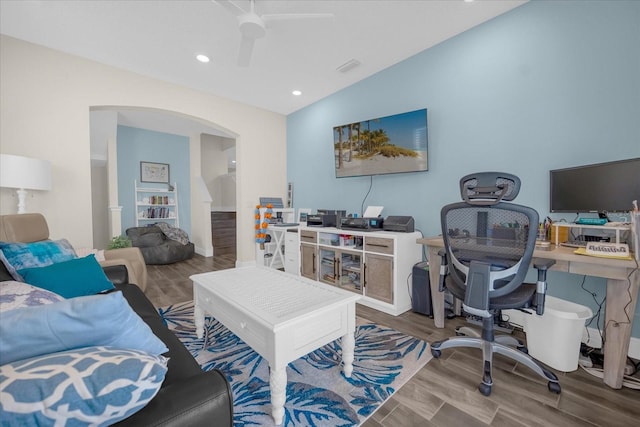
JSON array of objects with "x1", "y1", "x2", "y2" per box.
[{"x1": 134, "y1": 180, "x2": 179, "y2": 227}]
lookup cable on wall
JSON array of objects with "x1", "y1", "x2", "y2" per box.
[{"x1": 360, "y1": 175, "x2": 374, "y2": 217}]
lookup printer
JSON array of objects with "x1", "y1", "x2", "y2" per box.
[
  {"x1": 383, "y1": 216, "x2": 415, "y2": 232},
  {"x1": 340, "y1": 216, "x2": 384, "y2": 231},
  {"x1": 306, "y1": 212, "x2": 337, "y2": 227}
]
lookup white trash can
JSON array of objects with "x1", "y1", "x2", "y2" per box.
[{"x1": 517, "y1": 296, "x2": 593, "y2": 372}]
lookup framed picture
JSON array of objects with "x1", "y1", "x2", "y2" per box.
[{"x1": 140, "y1": 161, "x2": 170, "y2": 183}]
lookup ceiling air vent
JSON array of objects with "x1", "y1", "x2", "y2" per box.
[{"x1": 336, "y1": 59, "x2": 361, "y2": 73}]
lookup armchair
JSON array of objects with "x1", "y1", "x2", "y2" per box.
[
  {"x1": 430, "y1": 172, "x2": 561, "y2": 396},
  {"x1": 0, "y1": 213, "x2": 147, "y2": 292}
]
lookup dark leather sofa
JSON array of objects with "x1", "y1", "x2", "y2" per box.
[
  {"x1": 110, "y1": 270, "x2": 233, "y2": 426},
  {"x1": 0, "y1": 264, "x2": 233, "y2": 427}
]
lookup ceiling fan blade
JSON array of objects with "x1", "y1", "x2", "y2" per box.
[
  {"x1": 238, "y1": 35, "x2": 255, "y2": 67},
  {"x1": 262, "y1": 13, "x2": 334, "y2": 23},
  {"x1": 212, "y1": 0, "x2": 246, "y2": 17}
]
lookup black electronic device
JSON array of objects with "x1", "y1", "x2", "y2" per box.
[
  {"x1": 340, "y1": 216, "x2": 384, "y2": 231},
  {"x1": 550, "y1": 157, "x2": 640, "y2": 216},
  {"x1": 368, "y1": 216, "x2": 384, "y2": 229},
  {"x1": 340, "y1": 217, "x2": 369, "y2": 231},
  {"x1": 383, "y1": 216, "x2": 415, "y2": 232},
  {"x1": 317, "y1": 209, "x2": 336, "y2": 215},
  {"x1": 411, "y1": 261, "x2": 432, "y2": 316},
  {"x1": 307, "y1": 213, "x2": 337, "y2": 227}
]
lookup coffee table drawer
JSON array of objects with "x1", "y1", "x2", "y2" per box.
[{"x1": 196, "y1": 288, "x2": 270, "y2": 357}]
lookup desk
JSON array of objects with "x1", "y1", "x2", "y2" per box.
[{"x1": 417, "y1": 236, "x2": 639, "y2": 390}]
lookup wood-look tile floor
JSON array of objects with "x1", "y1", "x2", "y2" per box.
[{"x1": 145, "y1": 254, "x2": 639, "y2": 427}]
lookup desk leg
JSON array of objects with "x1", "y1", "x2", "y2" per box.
[
  {"x1": 603, "y1": 271, "x2": 640, "y2": 389},
  {"x1": 428, "y1": 245, "x2": 445, "y2": 328}
]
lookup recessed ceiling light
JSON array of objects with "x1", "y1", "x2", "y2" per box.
[
  {"x1": 196, "y1": 54, "x2": 210, "y2": 63},
  {"x1": 292, "y1": 90, "x2": 302, "y2": 96}
]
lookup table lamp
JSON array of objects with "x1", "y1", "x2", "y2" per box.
[{"x1": 0, "y1": 154, "x2": 52, "y2": 214}]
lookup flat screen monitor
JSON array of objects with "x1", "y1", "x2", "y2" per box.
[
  {"x1": 549, "y1": 158, "x2": 640, "y2": 214},
  {"x1": 333, "y1": 108, "x2": 428, "y2": 178}
]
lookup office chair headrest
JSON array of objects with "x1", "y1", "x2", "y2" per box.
[{"x1": 459, "y1": 172, "x2": 521, "y2": 206}]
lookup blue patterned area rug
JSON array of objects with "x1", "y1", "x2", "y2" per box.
[{"x1": 159, "y1": 301, "x2": 431, "y2": 427}]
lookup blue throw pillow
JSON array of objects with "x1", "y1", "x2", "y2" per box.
[
  {"x1": 0, "y1": 239, "x2": 76, "y2": 281},
  {"x1": 0, "y1": 346, "x2": 167, "y2": 426},
  {"x1": 0, "y1": 291, "x2": 168, "y2": 365},
  {"x1": 18, "y1": 254, "x2": 114, "y2": 298},
  {"x1": 0, "y1": 281, "x2": 64, "y2": 313}
]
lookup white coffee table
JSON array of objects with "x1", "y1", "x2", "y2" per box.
[{"x1": 191, "y1": 266, "x2": 361, "y2": 425}]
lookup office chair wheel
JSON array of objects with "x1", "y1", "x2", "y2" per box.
[
  {"x1": 478, "y1": 383, "x2": 492, "y2": 396},
  {"x1": 548, "y1": 381, "x2": 561, "y2": 394},
  {"x1": 431, "y1": 348, "x2": 442, "y2": 359}
]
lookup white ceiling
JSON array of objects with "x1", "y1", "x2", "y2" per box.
[{"x1": 0, "y1": 0, "x2": 527, "y2": 116}]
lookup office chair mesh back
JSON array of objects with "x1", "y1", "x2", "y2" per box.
[{"x1": 442, "y1": 203, "x2": 537, "y2": 304}]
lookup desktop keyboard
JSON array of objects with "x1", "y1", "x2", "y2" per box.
[
  {"x1": 560, "y1": 235, "x2": 611, "y2": 248},
  {"x1": 560, "y1": 240, "x2": 588, "y2": 248}
]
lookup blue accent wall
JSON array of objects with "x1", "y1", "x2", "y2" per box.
[
  {"x1": 117, "y1": 125, "x2": 191, "y2": 236},
  {"x1": 287, "y1": 2, "x2": 640, "y2": 336}
]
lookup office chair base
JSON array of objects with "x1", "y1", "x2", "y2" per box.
[
  {"x1": 455, "y1": 327, "x2": 527, "y2": 352},
  {"x1": 430, "y1": 337, "x2": 561, "y2": 396}
]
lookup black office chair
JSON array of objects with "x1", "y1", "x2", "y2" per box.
[{"x1": 430, "y1": 172, "x2": 561, "y2": 396}]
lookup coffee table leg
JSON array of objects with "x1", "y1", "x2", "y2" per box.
[
  {"x1": 270, "y1": 366, "x2": 287, "y2": 425},
  {"x1": 194, "y1": 305, "x2": 204, "y2": 339},
  {"x1": 342, "y1": 332, "x2": 355, "y2": 378}
]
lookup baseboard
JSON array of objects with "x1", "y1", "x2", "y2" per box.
[
  {"x1": 583, "y1": 327, "x2": 640, "y2": 360},
  {"x1": 194, "y1": 245, "x2": 213, "y2": 257}
]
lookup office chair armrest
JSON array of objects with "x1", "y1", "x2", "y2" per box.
[
  {"x1": 437, "y1": 249, "x2": 448, "y2": 292},
  {"x1": 532, "y1": 258, "x2": 556, "y2": 315}
]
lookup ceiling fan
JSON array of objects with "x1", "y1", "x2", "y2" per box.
[{"x1": 213, "y1": 0, "x2": 333, "y2": 67}]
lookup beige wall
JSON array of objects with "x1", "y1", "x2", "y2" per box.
[
  {"x1": 0, "y1": 35, "x2": 287, "y2": 263},
  {"x1": 202, "y1": 134, "x2": 236, "y2": 211}
]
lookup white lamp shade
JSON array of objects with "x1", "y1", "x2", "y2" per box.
[{"x1": 0, "y1": 154, "x2": 52, "y2": 191}]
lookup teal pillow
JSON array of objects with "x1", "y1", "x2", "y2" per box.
[
  {"x1": 0, "y1": 291, "x2": 169, "y2": 365},
  {"x1": 18, "y1": 254, "x2": 114, "y2": 298},
  {"x1": 0, "y1": 346, "x2": 167, "y2": 426},
  {"x1": 0, "y1": 239, "x2": 76, "y2": 281}
]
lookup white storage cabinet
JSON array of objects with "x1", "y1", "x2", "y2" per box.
[{"x1": 294, "y1": 226, "x2": 422, "y2": 316}]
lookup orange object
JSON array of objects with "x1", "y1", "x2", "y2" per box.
[{"x1": 550, "y1": 224, "x2": 569, "y2": 244}]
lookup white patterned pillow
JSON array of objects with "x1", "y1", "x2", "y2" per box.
[
  {"x1": 0, "y1": 346, "x2": 168, "y2": 426},
  {"x1": 0, "y1": 281, "x2": 63, "y2": 313}
]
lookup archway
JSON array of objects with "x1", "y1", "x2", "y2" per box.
[{"x1": 89, "y1": 106, "x2": 237, "y2": 261}]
